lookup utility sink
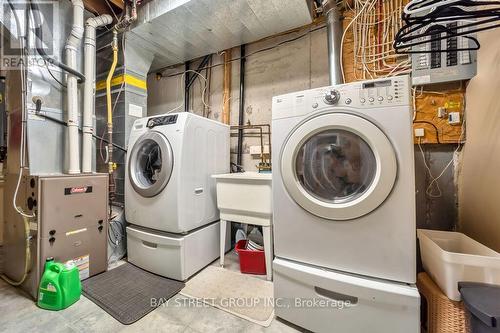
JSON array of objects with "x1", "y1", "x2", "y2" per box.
[
  {"x1": 212, "y1": 172, "x2": 272, "y2": 226},
  {"x1": 213, "y1": 172, "x2": 273, "y2": 280}
]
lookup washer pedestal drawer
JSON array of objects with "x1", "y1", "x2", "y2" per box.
[
  {"x1": 127, "y1": 221, "x2": 230, "y2": 281},
  {"x1": 273, "y1": 258, "x2": 420, "y2": 333}
]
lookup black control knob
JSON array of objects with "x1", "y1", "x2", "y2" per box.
[
  {"x1": 98, "y1": 225, "x2": 104, "y2": 232},
  {"x1": 49, "y1": 237, "x2": 55, "y2": 244},
  {"x1": 49, "y1": 230, "x2": 56, "y2": 236},
  {"x1": 324, "y1": 89, "x2": 341, "y2": 105},
  {"x1": 27, "y1": 197, "x2": 34, "y2": 210}
]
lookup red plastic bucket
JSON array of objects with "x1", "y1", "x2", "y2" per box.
[{"x1": 235, "y1": 240, "x2": 266, "y2": 275}]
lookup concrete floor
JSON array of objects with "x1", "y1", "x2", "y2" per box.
[{"x1": 0, "y1": 252, "x2": 306, "y2": 333}]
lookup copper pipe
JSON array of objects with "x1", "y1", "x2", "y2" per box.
[
  {"x1": 233, "y1": 123, "x2": 272, "y2": 162},
  {"x1": 222, "y1": 49, "x2": 232, "y2": 125},
  {"x1": 230, "y1": 124, "x2": 272, "y2": 171}
]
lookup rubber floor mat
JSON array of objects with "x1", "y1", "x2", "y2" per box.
[{"x1": 82, "y1": 263, "x2": 184, "y2": 325}]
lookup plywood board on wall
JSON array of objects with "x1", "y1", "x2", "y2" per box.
[
  {"x1": 413, "y1": 89, "x2": 465, "y2": 144},
  {"x1": 341, "y1": 5, "x2": 465, "y2": 144}
]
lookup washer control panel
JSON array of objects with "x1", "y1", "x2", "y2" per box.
[{"x1": 147, "y1": 114, "x2": 178, "y2": 128}]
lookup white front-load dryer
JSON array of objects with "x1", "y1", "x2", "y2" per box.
[
  {"x1": 272, "y1": 76, "x2": 416, "y2": 284},
  {"x1": 125, "y1": 112, "x2": 230, "y2": 234}
]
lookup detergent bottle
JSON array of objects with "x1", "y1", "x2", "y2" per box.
[{"x1": 37, "y1": 257, "x2": 82, "y2": 310}]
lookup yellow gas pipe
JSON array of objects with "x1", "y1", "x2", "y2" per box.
[{"x1": 106, "y1": 29, "x2": 118, "y2": 201}]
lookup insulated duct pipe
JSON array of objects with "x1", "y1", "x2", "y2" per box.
[
  {"x1": 82, "y1": 14, "x2": 113, "y2": 173},
  {"x1": 65, "y1": 0, "x2": 85, "y2": 174},
  {"x1": 324, "y1": 0, "x2": 343, "y2": 85}
]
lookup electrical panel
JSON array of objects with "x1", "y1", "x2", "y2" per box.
[{"x1": 411, "y1": 22, "x2": 477, "y2": 85}]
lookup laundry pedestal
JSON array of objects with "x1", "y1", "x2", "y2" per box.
[{"x1": 212, "y1": 172, "x2": 273, "y2": 281}]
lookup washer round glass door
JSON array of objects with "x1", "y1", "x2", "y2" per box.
[
  {"x1": 281, "y1": 113, "x2": 397, "y2": 220},
  {"x1": 128, "y1": 131, "x2": 173, "y2": 198}
]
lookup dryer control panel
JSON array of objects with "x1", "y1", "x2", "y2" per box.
[
  {"x1": 272, "y1": 76, "x2": 411, "y2": 120},
  {"x1": 318, "y1": 76, "x2": 410, "y2": 109},
  {"x1": 147, "y1": 114, "x2": 178, "y2": 128}
]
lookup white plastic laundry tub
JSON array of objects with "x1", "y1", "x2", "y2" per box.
[
  {"x1": 212, "y1": 172, "x2": 272, "y2": 226},
  {"x1": 417, "y1": 229, "x2": 500, "y2": 301}
]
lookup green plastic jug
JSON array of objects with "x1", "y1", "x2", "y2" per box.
[{"x1": 37, "y1": 257, "x2": 82, "y2": 310}]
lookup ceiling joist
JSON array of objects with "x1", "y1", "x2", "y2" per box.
[{"x1": 83, "y1": 0, "x2": 124, "y2": 18}]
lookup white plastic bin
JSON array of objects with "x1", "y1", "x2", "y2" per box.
[{"x1": 417, "y1": 229, "x2": 500, "y2": 301}]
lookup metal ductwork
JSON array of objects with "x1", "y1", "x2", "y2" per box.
[
  {"x1": 95, "y1": 32, "x2": 154, "y2": 204},
  {"x1": 128, "y1": 0, "x2": 314, "y2": 71},
  {"x1": 2, "y1": 1, "x2": 87, "y2": 176},
  {"x1": 323, "y1": 0, "x2": 343, "y2": 85}
]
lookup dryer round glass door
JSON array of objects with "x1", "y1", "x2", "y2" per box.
[
  {"x1": 128, "y1": 131, "x2": 173, "y2": 198},
  {"x1": 281, "y1": 113, "x2": 397, "y2": 220}
]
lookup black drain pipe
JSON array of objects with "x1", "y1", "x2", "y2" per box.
[
  {"x1": 237, "y1": 45, "x2": 246, "y2": 167},
  {"x1": 184, "y1": 60, "x2": 190, "y2": 112}
]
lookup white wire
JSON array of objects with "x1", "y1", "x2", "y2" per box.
[
  {"x1": 418, "y1": 118, "x2": 466, "y2": 198},
  {"x1": 403, "y1": 0, "x2": 462, "y2": 15},
  {"x1": 11, "y1": 4, "x2": 35, "y2": 218},
  {"x1": 340, "y1": 0, "x2": 374, "y2": 82},
  {"x1": 412, "y1": 87, "x2": 417, "y2": 121},
  {"x1": 345, "y1": 0, "x2": 411, "y2": 81},
  {"x1": 426, "y1": 119, "x2": 465, "y2": 197},
  {"x1": 418, "y1": 138, "x2": 442, "y2": 197},
  {"x1": 166, "y1": 69, "x2": 211, "y2": 114}
]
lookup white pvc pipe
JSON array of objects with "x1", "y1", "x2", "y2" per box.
[
  {"x1": 65, "y1": 0, "x2": 84, "y2": 174},
  {"x1": 82, "y1": 14, "x2": 113, "y2": 173}
]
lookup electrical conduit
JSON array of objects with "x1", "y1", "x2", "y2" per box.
[
  {"x1": 107, "y1": 30, "x2": 119, "y2": 200},
  {"x1": 65, "y1": 0, "x2": 84, "y2": 174},
  {"x1": 82, "y1": 14, "x2": 113, "y2": 173}
]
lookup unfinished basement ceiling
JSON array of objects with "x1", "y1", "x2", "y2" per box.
[{"x1": 128, "y1": 0, "x2": 314, "y2": 72}]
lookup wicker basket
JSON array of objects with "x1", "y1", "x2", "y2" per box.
[{"x1": 417, "y1": 272, "x2": 470, "y2": 333}]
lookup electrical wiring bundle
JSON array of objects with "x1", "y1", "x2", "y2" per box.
[
  {"x1": 394, "y1": 0, "x2": 500, "y2": 53},
  {"x1": 341, "y1": 0, "x2": 411, "y2": 81}
]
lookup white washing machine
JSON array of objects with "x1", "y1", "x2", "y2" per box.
[
  {"x1": 272, "y1": 76, "x2": 420, "y2": 332},
  {"x1": 125, "y1": 112, "x2": 230, "y2": 280},
  {"x1": 125, "y1": 112, "x2": 229, "y2": 233}
]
